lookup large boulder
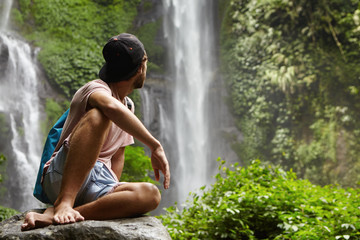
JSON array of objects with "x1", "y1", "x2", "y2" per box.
[{"x1": 0, "y1": 209, "x2": 171, "y2": 240}]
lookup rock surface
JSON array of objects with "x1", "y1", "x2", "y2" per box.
[{"x1": 0, "y1": 209, "x2": 171, "y2": 240}]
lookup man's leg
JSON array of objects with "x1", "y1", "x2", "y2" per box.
[
  {"x1": 21, "y1": 182, "x2": 161, "y2": 230},
  {"x1": 53, "y1": 108, "x2": 111, "y2": 224},
  {"x1": 76, "y1": 182, "x2": 161, "y2": 220}
]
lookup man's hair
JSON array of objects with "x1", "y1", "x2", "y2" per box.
[{"x1": 99, "y1": 33, "x2": 145, "y2": 83}]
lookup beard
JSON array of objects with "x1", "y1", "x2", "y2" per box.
[{"x1": 133, "y1": 71, "x2": 146, "y2": 89}]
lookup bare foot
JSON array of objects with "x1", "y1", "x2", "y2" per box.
[
  {"x1": 21, "y1": 208, "x2": 54, "y2": 231},
  {"x1": 53, "y1": 203, "x2": 84, "y2": 224}
]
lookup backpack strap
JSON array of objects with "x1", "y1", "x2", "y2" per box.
[{"x1": 125, "y1": 96, "x2": 132, "y2": 110}]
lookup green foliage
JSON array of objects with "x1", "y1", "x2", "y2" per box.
[
  {"x1": 142, "y1": 0, "x2": 153, "y2": 12},
  {"x1": 221, "y1": 0, "x2": 360, "y2": 187},
  {"x1": 36, "y1": 39, "x2": 103, "y2": 97},
  {"x1": 134, "y1": 19, "x2": 165, "y2": 73},
  {"x1": 121, "y1": 146, "x2": 155, "y2": 184},
  {"x1": 159, "y1": 160, "x2": 360, "y2": 239},
  {"x1": 41, "y1": 99, "x2": 70, "y2": 137},
  {"x1": 0, "y1": 206, "x2": 19, "y2": 222},
  {"x1": 128, "y1": 90, "x2": 142, "y2": 120},
  {"x1": 15, "y1": 0, "x2": 140, "y2": 97}
]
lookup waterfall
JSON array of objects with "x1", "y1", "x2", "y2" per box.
[
  {"x1": 0, "y1": 0, "x2": 43, "y2": 211},
  {"x1": 162, "y1": 0, "x2": 217, "y2": 204},
  {"x1": 0, "y1": 0, "x2": 12, "y2": 30}
]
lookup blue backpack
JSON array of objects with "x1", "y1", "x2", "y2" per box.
[{"x1": 33, "y1": 109, "x2": 69, "y2": 204}]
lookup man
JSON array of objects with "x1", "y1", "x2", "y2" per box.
[{"x1": 21, "y1": 33, "x2": 170, "y2": 231}]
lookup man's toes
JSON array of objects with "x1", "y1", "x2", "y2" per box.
[
  {"x1": 21, "y1": 215, "x2": 35, "y2": 231},
  {"x1": 76, "y1": 215, "x2": 84, "y2": 222},
  {"x1": 21, "y1": 224, "x2": 28, "y2": 231},
  {"x1": 21, "y1": 222, "x2": 34, "y2": 231},
  {"x1": 75, "y1": 212, "x2": 84, "y2": 222},
  {"x1": 54, "y1": 215, "x2": 63, "y2": 224},
  {"x1": 67, "y1": 215, "x2": 75, "y2": 223},
  {"x1": 59, "y1": 216, "x2": 66, "y2": 224},
  {"x1": 53, "y1": 216, "x2": 59, "y2": 223},
  {"x1": 21, "y1": 223, "x2": 29, "y2": 231}
]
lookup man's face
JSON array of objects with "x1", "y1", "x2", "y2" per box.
[{"x1": 133, "y1": 57, "x2": 147, "y2": 89}]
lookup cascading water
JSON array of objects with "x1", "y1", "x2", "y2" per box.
[
  {"x1": 0, "y1": 0, "x2": 43, "y2": 211},
  {"x1": 162, "y1": 0, "x2": 218, "y2": 204}
]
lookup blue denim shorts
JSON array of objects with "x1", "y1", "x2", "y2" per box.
[{"x1": 42, "y1": 144, "x2": 124, "y2": 207}]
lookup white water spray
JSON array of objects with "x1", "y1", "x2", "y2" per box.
[
  {"x1": 0, "y1": 0, "x2": 43, "y2": 211},
  {"x1": 163, "y1": 0, "x2": 217, "y2": 204},
  {"x1": 0, "y1": 0, "x2": 12, "y2": 30}
]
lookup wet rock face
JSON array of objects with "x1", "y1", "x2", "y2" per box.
[
  {"x1": 0, "y1": 210, "x2": 171, "y2": 240},
  {"x1": 0, "y1": 37, "x2": 9, "y2": 77}
]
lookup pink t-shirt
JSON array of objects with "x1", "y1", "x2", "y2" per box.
[{"x1": 45, "y1": 79, "x2": 134, "y2": 180}]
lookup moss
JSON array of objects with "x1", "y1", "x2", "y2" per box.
[
  {"x1": 0, "y1": 114, "x2": 9, "y2": 136},
  {"x1": 0, "y1": 154, "x2": 5, "y2": 183},
  {"x1": 0, "y1": 155, "x2": 8, "y2": 201}
]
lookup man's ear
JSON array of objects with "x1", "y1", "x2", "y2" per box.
[{"x1": 138, "y1": 62, "x2": 145, "y2": 73}]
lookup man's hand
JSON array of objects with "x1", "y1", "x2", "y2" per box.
[{"x1": 151, "y1": 144, "x2": 170, "y2": 189}]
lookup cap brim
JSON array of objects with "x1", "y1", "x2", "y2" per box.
[{"x1": 99, "y1": 63, "x2": 108, "y2": 81}]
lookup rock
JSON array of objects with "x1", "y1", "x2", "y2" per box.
[{"x1": 0, "y1": 209, "x2": 171, "y2": 240}]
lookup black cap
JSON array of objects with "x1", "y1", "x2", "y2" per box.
[{"x1": 99, "y1": 33, "x2": 145, "y2": 82}]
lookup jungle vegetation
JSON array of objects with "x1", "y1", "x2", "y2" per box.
[
  {"x1": 220, "y1": 0, "x2": 360, "y2": 188},
  {"x1": 159, "y1": 160, "x2": 360, "y2": 239}
]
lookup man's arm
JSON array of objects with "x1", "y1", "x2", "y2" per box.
[
  {"x1": 88, "y1": 91, "x2": 170, "y2": 189},
  {"x1": 111, "y1": 147, "x2": 125, "y2": 180}
]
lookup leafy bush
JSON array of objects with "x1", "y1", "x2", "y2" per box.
[
  {"x1": 159, "y1": 160, "x2": 360, "y2": 239},
  {"x1": 40, "y1": 99, "x2": 70, "y2": 138},
  {"x1": 0, "y1": 206, "x2": 19, "y2": 222},
  {"x1": 121, "y1": 146, "x2": 155, "y2": 184}
]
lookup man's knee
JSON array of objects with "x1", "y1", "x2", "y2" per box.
[{"x1": 137, "y1": 183, "x2": 161, "y2": 211}]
